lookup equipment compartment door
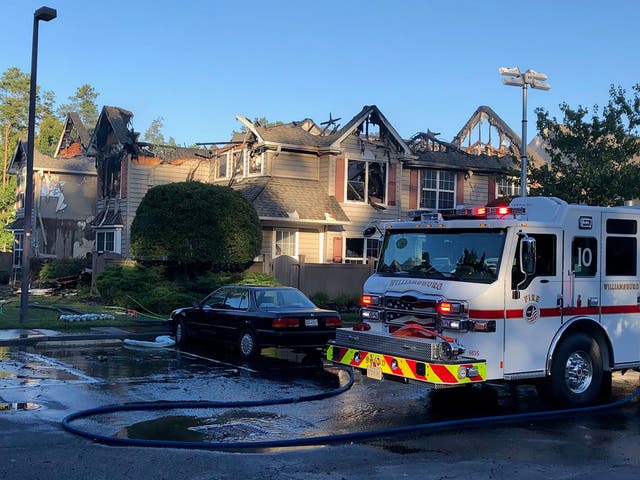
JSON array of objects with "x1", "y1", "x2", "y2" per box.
[{"x1": 599, "y1": 212, "x2": 640, "y2": 364}]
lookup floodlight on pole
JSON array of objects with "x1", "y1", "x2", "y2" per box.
[
  {"x1": 20, "y1": 6, "x2": 57, "y2": 325},
  {"x1": 499, "y1": 67, "x2": 550, "y2": 196}
]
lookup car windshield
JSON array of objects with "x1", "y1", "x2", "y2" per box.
[
  {"x1": 254, "y1": 288, "x2": 316, "y2": 309},
  {"x1": 377, "y1": 228, "x2": 506, "y2": 284}
]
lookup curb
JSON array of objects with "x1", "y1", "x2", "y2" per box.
[{"x1": 0, "y1": 329, "x2": 170, "y2": 347}]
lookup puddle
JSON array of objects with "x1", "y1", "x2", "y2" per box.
[{"x1": 0, "y1": 402, "x2": 41, "y2": 411}]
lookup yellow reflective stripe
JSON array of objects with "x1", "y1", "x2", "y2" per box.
[{"x1": 328, "y1": 346, "x2": 486, "y2": 384}]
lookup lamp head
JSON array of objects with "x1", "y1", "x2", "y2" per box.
[
  {"x1": 35, "y1": 6, "x2": 57, "y2": 22},
  {"x1": 498, "y1": 66, "x2": 521, "y2": 77}
]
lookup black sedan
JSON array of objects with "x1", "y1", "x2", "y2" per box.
[{"x1": 170, "y1": 286, "x2": 342, "y2": 358}]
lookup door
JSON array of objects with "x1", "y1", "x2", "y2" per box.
[{"x1": 504, "y1": 229, "x2": 563, "y2": 375}]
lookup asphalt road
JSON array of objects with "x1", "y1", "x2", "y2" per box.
[{"x1": 0, "y1": 339, "x2": 638, "y2": 480}]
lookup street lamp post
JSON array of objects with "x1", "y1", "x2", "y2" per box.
[
  {"x1": 498, "y1": 67, "x2": 550, "y2": 197},
  {"x1": 20, "y1": 6, "x2": 57, "y2": 325}
]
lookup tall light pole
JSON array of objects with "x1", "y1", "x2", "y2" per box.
[
  {"x1": 498, "y1": 67, "x2": 550, "y2": 197},
  {"x1": 20, "y1": 6, "x2": 57, "y2": 325}
]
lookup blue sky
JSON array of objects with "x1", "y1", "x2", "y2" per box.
[{"x1": 3, "y1": 0, "x2": 639, "y2": 146}]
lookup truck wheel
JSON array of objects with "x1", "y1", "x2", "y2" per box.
[{"x1": 547, "y1": 332, "x2": 603, "y2": 407}]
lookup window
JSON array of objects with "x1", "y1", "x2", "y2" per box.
[
  {"x1": 346, "y1": 159, "x2": 387, "y2": 204},
  {"x1": 496, "y1": 177, "x2": 520, "y2": 197},
  {"x1": 248, "y1": 152, "x2": 263, "y2": 175},
  {"x1": 223, "y1": 288, "x2": 249, "y2": 310},
  {"x1": 96, "y1": 230, "x2": 121, "y2": 253},
  {"x1": 345, "y1": 238, "x2": 380, "y2": 264},
  {"x1": 572, "y1": 237, "x2": 597, "y2": 277},
  {"x1": 232, "y1": 151, "x2": 244, "y2": 178},
  {"x1": 275, "y1": 230, "x2": 297, "y2": 257},
  {"x1": 420, "y1": 170, "x2": 455, "y2": 209},
  {"x1": 606, "y1": 237, "x2": 636, "y2": 276},
  {"x1": 217, "y1": 152, "x2": 228, "y2": 178},
  {"x1": 512, "y1": 233, "x2": 557, "y2": 289},
  {"x1": 13, "y1": 232, "x2": 23, "y2": 268}
]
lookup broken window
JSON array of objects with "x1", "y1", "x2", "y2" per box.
[
  {"x1": 217, "y1": 152, "x2": 228, "y2": 178},
  {"x1": 347, "y1": 160, "x2": 387, "y2": 204},
  {"x1": 420, "y1": 170, "x2": 455, "y2": 209},
  {"x1": 233, "y1": 151, "x2": 244, "y2": 177},
  {"x1": 102, "y1": 155, "x2": 121, "y2": 198},
  {"x1": 249, "y1": 151, "x2": 263, "y2": 175}
]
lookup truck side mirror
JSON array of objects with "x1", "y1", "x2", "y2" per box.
[{"x1": 520, "y1": 237, "x2": 536, "y2": 275}]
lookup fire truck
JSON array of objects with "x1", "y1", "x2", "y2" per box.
[{"x1": 327, "y1": 196, "x2": 640, "y2": 407}]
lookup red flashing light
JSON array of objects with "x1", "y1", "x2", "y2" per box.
[
  {"x1": 473, "y1": 207, "x2": 487, "y2": 216},
  {"x1": 361, "y1": 295, "x2": 373, "y2": 306},
  {"x1": 497, "y1": 207, "x2": 511, "y2": 215},
  {"x1": 438, "y1": 302, "x2": 452, "y2": 314}
]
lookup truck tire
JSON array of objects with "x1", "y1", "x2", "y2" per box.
[{"x1": 545, "y1": 332, "x2": 604, "y2": 407}]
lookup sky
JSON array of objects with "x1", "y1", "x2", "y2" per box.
[{"x1": 2, "y1": 0, "x2": 639, "y2": 147}]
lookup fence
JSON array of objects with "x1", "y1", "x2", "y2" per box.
[{"x1": 272, "y1": 255, "x2": 375, "y2": 297}]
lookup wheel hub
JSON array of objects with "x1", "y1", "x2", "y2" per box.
[{"x1": 564, "y1": 351, "x2": 593, "y2": 394}]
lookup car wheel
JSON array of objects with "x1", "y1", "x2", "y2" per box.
[
  {"x1": 238, "y1": 329, "x2": 260, "y2": 359},
  {"x1": 174, "y1": 318, "x2": 189, "y2": 347},
  {"x1": 544, "y1": 332, "x2": 604, "y2": 407}
]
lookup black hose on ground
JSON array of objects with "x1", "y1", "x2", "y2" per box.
[{"x1": 61, "y1": 370, "x2": 640, "y2": 451}]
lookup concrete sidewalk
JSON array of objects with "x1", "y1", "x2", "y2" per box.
[{"x1": 0, "y1": 323, "x2": 171, "y2": 347}]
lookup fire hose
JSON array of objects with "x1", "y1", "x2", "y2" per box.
[{"x1": 61, "y1": 368, "x2": 640, "y2": 451}]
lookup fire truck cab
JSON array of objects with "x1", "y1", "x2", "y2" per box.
[{"x1": 327, "y1": 196, "x2": 640, "y2": 407}]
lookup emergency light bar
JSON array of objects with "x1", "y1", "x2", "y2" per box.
[{"x1": 410, "y1": 206, "x2": 525, "y2": 221}]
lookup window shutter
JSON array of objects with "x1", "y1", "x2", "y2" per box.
[
  {"x1": 456, "y1": 173, "x2": 464, "y2": 205},
  {"x1": 488, "y1": 177, "x2": 496, "y2": 202},
  {"x1": 409, "y1": 170, "x2": 419, "y2": 209},
  {"x1": 387, "y1": 164, "x2": 396, "y2": 206},
  {"x1": 335, "y1": 157, "x2": 345, "y2": 202},
  {"x1": 332, "y1": 237, "x2": 343, "y2": 263}
]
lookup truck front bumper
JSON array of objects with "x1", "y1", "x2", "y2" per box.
[{"x1": 327, "y1": 343, "x2": 486, "y2": 386}]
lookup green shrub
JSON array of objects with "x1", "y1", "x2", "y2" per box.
[
  {"x1": 39, "y1": 258, "x2": 89, "y2": 280},
  {"x1": 309, "y1": 292, "x2": 330, "y2": 309},
  {"x1": 332, "y1": 293, "x2": 360, "y2": 312},
  {"x1": 95, "y1": 264, "x2": 192, "y2": 315},
  {"x1": 130, "y1": 182, "x2": 262, "y2": 272}
]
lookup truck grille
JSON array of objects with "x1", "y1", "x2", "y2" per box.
[
  {"x1": 334, "y1": 328, "x2": 434, "y2": 361},
  {"x1": 384, "y1": 295, "x2": 438, "y2": 326}
]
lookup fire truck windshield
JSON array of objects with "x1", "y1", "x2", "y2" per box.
[{"x1": 377, "y1": 228, "x2": 507, "y2": 283}]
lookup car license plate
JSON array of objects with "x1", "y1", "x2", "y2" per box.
[
  {"x1": 366, "y1": 364, "x2": 383, "y2": 380},
  {"x1": 305, "y1": 318, "x2": 318, "y2": 327}
]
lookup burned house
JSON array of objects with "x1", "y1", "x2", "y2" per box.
[
  {"x1": 6, "y1": 113, "x2": 96, "y2": 273},
  {"x1": 87, "y1": 106, "x2": 208, "y2": 257}
]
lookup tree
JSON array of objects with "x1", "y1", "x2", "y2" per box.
[
  {"x1": 58, "y1": 84, "x2": 99, "y2": 130},
  {"x1": 36, "y1": 115, "x2": 63, "y2": 157},
  {"x1": 143, "y1": 116, "x2": 165, "y2": 145},
  {"x1": 530, "y1": 84, "x2": 640, "y2": 206},
  {"x1": 0, "y1": 67, "x2": 56, "y2": 185},
  {"x1": 130, "y1": 182, "x2": 262, "y2": 273}
]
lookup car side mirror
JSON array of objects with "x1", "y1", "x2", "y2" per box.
[{"x1": 192, "y1": 299, "x2": 200, "y2": 308}]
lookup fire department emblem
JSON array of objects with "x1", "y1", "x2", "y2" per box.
[{"x1": 524, "y1": 302, "x2": 539, "y2": 324}]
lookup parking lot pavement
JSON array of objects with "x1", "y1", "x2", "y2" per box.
[{"x1": 1, "y1": 337, "x2": 639, "y2": 479}]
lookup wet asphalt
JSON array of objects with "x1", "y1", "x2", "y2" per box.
[{"x1": 0, "y1": 329, "x2": 639, "y2": 479}]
